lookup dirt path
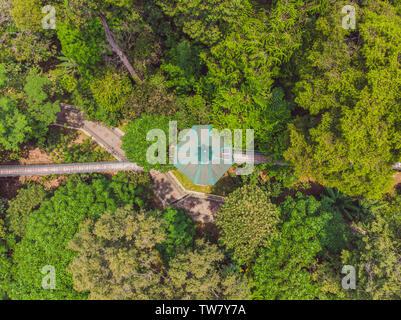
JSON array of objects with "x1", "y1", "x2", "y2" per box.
[{"x1": 0, "y1": 104, "x2": 225, "y2": 222}]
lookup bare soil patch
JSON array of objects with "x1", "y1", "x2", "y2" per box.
[
  {"x1": 17, "y1": 147, "x2": 65, "y2": 190},
  {"x1": 391, "y1": 172, "x2": 401, "y2": 195}
]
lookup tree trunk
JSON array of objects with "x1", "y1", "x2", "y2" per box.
[{"x1": 98, "y1": 13, "x2": 142, "y2": 83}]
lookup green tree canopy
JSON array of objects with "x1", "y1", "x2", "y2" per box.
[
  {"x1": 251, "y1": 193, "x2": 350, "y2": 300},
  {"x1": 6, "y1": 183, "x2": 47, "y2": 238},
  {"x1": 121, "y1": 113, "x2": 173, "y2": 172},
  {"x1": 165, "y1": 239, "x2": 250, "y2": 300},
  {"x1": 6, "y1": 173, "x2": 150, "y2": 299},
  {"x1": 215, "y1": 184, "x2": 280, "y2": 265},
  {"x1": 284, "y1": 1, "x2": 401, "y2": 199},
  {"x1": 69, "y1": 206, "x2": 167, "y2": 300}
]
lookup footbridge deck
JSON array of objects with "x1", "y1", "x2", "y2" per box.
[{"x1": 0, "y1": 161, "x2": 142, "y2": 177}]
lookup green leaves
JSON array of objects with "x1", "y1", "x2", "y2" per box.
[
  {"x1": 285, "y1": 1, "x2": 401, "y2": 199},
  {"x1": 7, "y1": 174, "x2": 150, "y2": 300},
  {"x1": 165, "y1": 239, "x2": 250, "y2": 300},
  {"x1": 158, "y1": 207, "x2": 196, "y2": 263},
  {"x1": 89, "y1": 69, "x2": 132, "y2": 114},
  {"x1": 24, "y1": 70, "x2": 60, "y2": 125},
  {"x1": 121, "y1": 113, "x2": 174, "y2": 172},
  {"x1": 342, "y1": 195, "x2": 401, "y2": 299},
  {"x1": 161, "y1": 39, "x2": 202, "y2": 95},
  {"x1": 68, "y1": 206, "x2": 167, "y2": 299},
  {"x1": 56, "y1": 17, "x2": 103, "y2": 74},
  {"x1": 216, "y1": 185, "x2": 280, "y2": 265},
  {"x1": 6, "y1": 184, "x2": 47, "y2": 238},
  {"x1": 251, "y1": 193, "x2": 350, "y2": 300},
  {"x1": 0, "y1": 97, "x2": 30, "y2": 151}
]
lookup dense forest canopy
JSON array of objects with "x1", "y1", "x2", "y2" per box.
[{"x1": 1, "y1": 0, "x2": 401, "y2": 301}]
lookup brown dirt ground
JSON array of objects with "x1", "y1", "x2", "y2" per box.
[
  {"x1": 390, "y1": 172, "x2": 401, "y2": 195},
  {"x1": 17, "y1": 147, "x2": 66, "y2": 190}
]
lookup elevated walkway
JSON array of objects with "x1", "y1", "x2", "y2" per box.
[{"x1": 0, "y1": 162, "x2": 140, "y2": 177}]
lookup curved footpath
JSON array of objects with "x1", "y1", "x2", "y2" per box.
[
  {"x1": 0, "y1": 104, "x2": 224, "y2": 222},
  {"x1": 1, "y1": 104, "x2": 400, "y2": 221}
]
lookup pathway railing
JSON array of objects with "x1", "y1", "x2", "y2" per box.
[{"x1": 0, "y1": 162, "x2": 141, "y2": 177}]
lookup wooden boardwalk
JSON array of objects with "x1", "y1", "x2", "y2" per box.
[{"x1": 0, "y1": 162, "x2": 141, "y2": 177}]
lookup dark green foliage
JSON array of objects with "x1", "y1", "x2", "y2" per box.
[
  {"x1": 322, "y1": 188, "x2": 360, "y2": 221},
  {"x1": 0, "y1": 199, "x2": 7, "y2": 240},
  {"x1": 158, "y1": 206, "x2": 196, "y2": 263},
  {"x1": 5, "y1": 174, "x2": 148, "y2": 300},
  {"x1": 161, "y1": 39, "x2": 202, "y2": 95},
  {"x1": 251, "y1": 193, "x2": 351, "y2": 299},
  {"x1": 2, "y1": 0, "x2": 401, "y2": 302},
  {"x1": 158, "y1": 0, "x2": 252, "y2": 46},
  {"x1": 342, "y1": 195, "x2": 401, "y2": 300},
  {"x1": 285, "y1": 1, "x2": 401, "y2": 198},
  {"x1": 6, "y1": 184, "x2": 47, "y2": 238}
]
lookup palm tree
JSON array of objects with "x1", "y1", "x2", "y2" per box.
[
  {"x1": 322, "y1": 187, "x2": 360, "y2": 220},
  {"x1": 56, "y1": 55, "x2": 78, "y2": 76}
]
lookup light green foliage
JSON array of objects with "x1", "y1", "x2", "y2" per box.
[
  {"x1": 3, "y1": 1, "x2": 54, "y2": 65},
  {"x1": 0, "y1": 67, "x2": 60, "y2": 150},
  {"x1": 197, "y1": 0, "x2": 305, "y2": 157},
  {"x1": 68, "y1": 206, "x2": 167, "y2": 300},
  {"x1": 10, "y1": 0, "x2": 43, "y2": 32},
  {"x1": 56, "y1": 17, "x2": 103, "y2": 74},
  {"x1": 121, "y1": 113, "x2": 174, "y2": 172},
  {"x1": 7, "y1": 174, "x2": 148, "y2": 299},
  {"x1": 68, "y1": 206, "x2": 247, "y2": 300},
  {"x1": 24, "y1": 70, "x2": 60, "y2": 129},
  {"x1": 158, "y1": 206, "x2": 196, "y2": 263},
  {"x1": 0, "y1": 97, "x2": 30, "y2": 151},
  {"x1": 90, "y1": 69, "x2": 132, "y2": 113},
  {"x1": 158, "y1": 0, "x2": 252, "y2": 46},
  {"x1": 251, "y1": 193, "x2": 350, "y2": 300},
  {"x1": 342, "y1": 195, "x2": 401, "y2": 300},
  {"x1": 165, "y1": 239, "x2": 250, "y2": 300},
  {"x1": 6, "y1": 184, "x2": 47, "y2": 238},
  {"x1": 0, "y1": 64, "x2": 7, "y2": 88},
  {"x1": 285, "y1": 1, "x2": 401, "y2": 198},
  {"x1": 215, "y1": 185, "x2": 280, "y2": 265}
]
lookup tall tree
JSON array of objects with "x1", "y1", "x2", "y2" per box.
[
  {"x1": 284, "y1": 1, "x2": 401, "y2": 198},
  {"x1": 215, "y1": 185, "x2": 280, "y2": 265},
  {"x1": 69, "y1": 206, "x2": 166, "y2": 300},
  {"x1": 251, "y1": 193, "x2": 351, "y2": 300},
  {"x1": 6, "y1": 184, "x2": 47, "y2": 238},
  {"x1": 165, "y1": 239, "x2": 250, "y2": 300},
  {"x1": 7, "y1": 174, "x2": 148, "y2": 299}
]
